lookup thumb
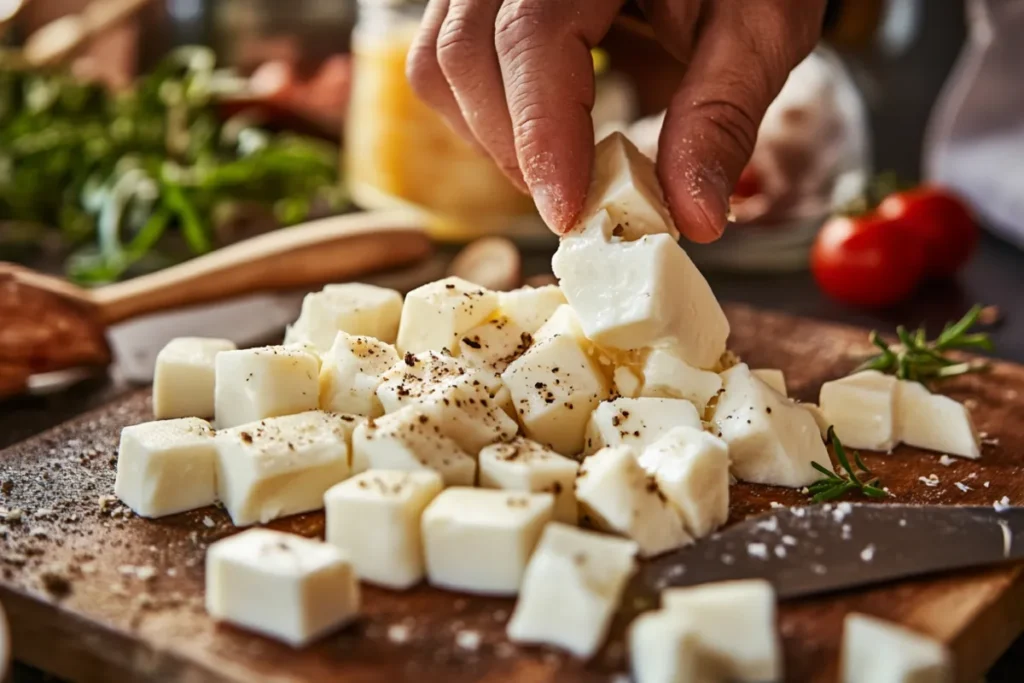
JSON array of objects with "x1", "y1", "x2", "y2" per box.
[{"x1": 657, "y1": 1, "x2": 823, "y2": 243}]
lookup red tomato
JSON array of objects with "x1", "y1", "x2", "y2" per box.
[
  {"x1": 877, "y1": 187, "x2": 978, "y2": 278},
  {"x1": 811, "y1": 214, "x2": 927, "y2": 308}
]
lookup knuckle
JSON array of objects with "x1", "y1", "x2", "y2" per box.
[
  {"x1": 436, "y1": 16, "x2": 482, "y2": 81},
  {"x1": 495, "y1": 1, "x2": 558, "y2": 57},
  {"x1": 405, "y1": 42, "x2": 443, "y2": 99}
]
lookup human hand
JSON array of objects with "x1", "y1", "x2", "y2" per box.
[{"x1": 406, "y1": 0, "x2": 826, "y2": 241}]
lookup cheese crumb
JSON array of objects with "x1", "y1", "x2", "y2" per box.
[
  {"x1": 202, "y1": 516, "x2": 215, "y2": 528},
  {"x1": 455, "y1": 630, "x2": 482, "y2": 651},
  {"x1": 938, "y1": 455, "x2": 954, "y2": 467},
  {"x1": 781, "y1": 535, "x2": 797, "y2": 546},
  {"x1": 747, "y1": 543, "x2": 768, "y2": 560},
  {"x1": 984, "y1": 481, "x2": 991, "y2": 488},
  {"x1": 860, "y1": 544, "x2": 876, "y2": 562},
  {"x1": 918, "y1": 474, "x2": 940, "y2": 487},
  {"x1": 774, "y1": 545, "x2": 787, "y2": 558},
  {"x1": 388, "y1": 624, "x2": 411, "y2": 644},
  {"x1": 994, "y1": 496, "x2": 1011, "y2": 512},
  {"x1": 769, "y1": 501, "x2": 784, "y2": 509},
  {"x1": 954, "y1": 482, "x2": 971, "y2": 493}
]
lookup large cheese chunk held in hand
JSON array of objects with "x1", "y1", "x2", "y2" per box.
[
  {"x1": 507, "y1": 523, "x2": 638, "y2": 659},
  {"x1": 841, "y1": 613, "x2": 952, "y2": 683},
  {"x1": 351, "y1": 405, "x2": 477, "y2": 485},
  {"x1": 396, "y1": 276, "x2": 499, "y2": 355},
  {"x1": 638, "y1": 426, "x2": 730, "y2": 539},
  {"x1": 819, "y1": 370, "x2": 898, "y2": 452},
  {"x1": 895, "y1": 379, "x2": 980, "y2": 459},
  {"x1": 285, "y1": 283, "x2": 403, "y2": 351},
  {"x1": 711, "y1": 364, "x2": 829, "y2": 488},
  {"x1": 214, "y1": 411, "x2": 352, "y2": 526},
  {"x1": 576, "y1": 445, "x2": 692, "y2": 557},
  {"x1": 319, "y1": 332, "x2": 399, "y2": 417},
  {"x1": 214, "y1": 346, "x2": 320, "y2": 429},
  {"x1": 502, "y1": 331, "x2": 610, "y2": 455},
  {"x1": 585, "y1": 397, "x2": 702, "y2": 455}
]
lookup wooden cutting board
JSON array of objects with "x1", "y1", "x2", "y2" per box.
[{"x1": 1, "y1": 304, "x2": 1023, "y2": 683}]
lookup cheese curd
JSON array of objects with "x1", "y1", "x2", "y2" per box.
[
  {"x1": 630, "y1": 610, "x2": 718, "y2": 683},
  {"x1": 638, "y1": 427, "x2": 730, "y2": 539},
  {"x1": 895, "y1": 380, "x2": 981, "y2": 459},
  {"x1": 506, "y1": 522, "x2": 638, "y2": 658},
  {"x1": 712, "y1": 364, "x2": 830, "y2": 488},
  {"x1": 324, "y1": 469, "x2": 443, "y2": 589},
  {"x1": 585, "y1": 397, "x2": 702, "y2": 455},
  {"x1": 576, "y1": 445, "x2": 692, "y2": 557},
  {"x1": 498, "y1": 285, "x2": 567, "y2": 334},
  {"x1": 114, "y1": 418, "x2": 217, "y2": 518},
  {"x1": 153, "y1": 337, "x2": 236, "y2": 419},
  {"x1": 502, "y1": 332, "x2": 610, "y2": 455},
  {"x1": 841, "y1": 613, "x2": 952, "y2": 683},
  {"x1": 661, "y1": 580, "x2": 782, "y2": 683},
  {"x1": 285, "y1": 283, "x2": 403, "y2": 351},
  {"x1": 214, "y1": 411, "x2": 352, "y2": 526},
  {"x1": 479, "y1": 437, "x2": 580, "y2": 524},
  {"x1": 820, "y1": 371, "x2": 899, "y2": 452},
  {"x1": 214, "y1": 346, "x2": 320, "y2": 429},
  {"x1": 613, "y1": 366, "x2": 642, "y2": 398},
  {"x1": 579, "y1": 132, "x2": 679, "y2": 240},
  {"x1": 351, "y1": 405, "x2": 476, "y2": 485},
  {"x1": 206, "y1": 528, "x2": 359, "y2": 647},
  {"x1": 457, "y1": 315, "x2": 532, "y2": 373},
  {"x1": 640, "y1": 349, "x2": 723, "y2": 413},
  {"x1": 752, "y1": 369, "x2": 788, "y2": 397},
  {"x1": 396, "y1": 276, "x2": 499, "y2": 355},
  {"x1": 421, "y1": 487, "x2": 553, "y2": 595},
  {"x1": 319, "y1": 332, "x2": 399, "y2": 418},
  {"x1": 533, "y1": 303, "x2": 587, "y2": 345},
  {"x1": 553, "y1": 210, "x2": 729, "y2": 367}
]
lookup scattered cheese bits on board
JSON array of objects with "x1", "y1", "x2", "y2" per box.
[
  {"x1": 206, "y1": 528, "x2": 359, "y2": 647},
  {"x1": 421, "y1": 488, "x2": 554, "y2": 596},
  {"x1": 153, "y1": 337, "x2": 236, "y2": 419},
  {"x1": 324, "y1": 469, "x2": 443, "y2": 590}
]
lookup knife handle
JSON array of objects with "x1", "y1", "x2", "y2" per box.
[{"x1": 90, "y1": 210, "x2": 434, "y2": 325}]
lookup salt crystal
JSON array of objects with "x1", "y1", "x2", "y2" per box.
[
  {"x1": 955, "y1": 482, "x2": 971, "y2": 493},
  {"x1": 455, "y1": 630, "x2": 481, "y2": 651},
  {"x1": 791, "y1": 508, "x2": 806, "y2": 518},
  {"x1": 774, "y1": 545, "x2": 787, "y2": 558},
  {"x1": 202, "y1": 516, "x2": 215, "y2": 528},
  {"x1": 388, "y1": 624, "x2": 411, "y2": 644},
  {"x1": 841, "y1": 524, "x2": 851, "y2": 540},
  {"x1": 860, "y1": 544, "x2": 876, "y2": 562},
  {"x1": 747, "y1": 543, "x2": 769, "y2": 560},
  {"x1": 938, "y1": 455, "x2": 954, "y2": 467},
  {"x1": 984, "y1": 481, "x2": 991, "y2": 488},
  {"x1": 721, "y1": 554, "x2": 735, "y2": 565},
  {"x1": 781, "y1": 535, "x2": 797, "y2": 546},
  {"x1": 756, "y1": 517, "x2": 779, "y2": 533},
  {"x1": 899, "y1": 519, "x2": 907, "y2": 527}
]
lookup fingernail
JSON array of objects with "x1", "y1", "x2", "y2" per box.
[{"x1": 690, "y1": 165, "x2": 730, "y2": 242}]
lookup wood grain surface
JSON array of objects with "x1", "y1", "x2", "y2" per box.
[{"x1": 1, "y1": 304, "x2": 1023, "y2": 683}]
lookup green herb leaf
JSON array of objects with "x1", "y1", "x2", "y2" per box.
[{"x1": 806, "y1": 429, "x2": 887, "y2": 504}]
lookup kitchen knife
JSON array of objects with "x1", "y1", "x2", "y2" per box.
[{"x1": 634, "y1": 504, "x2": 1023, "y2": 601}]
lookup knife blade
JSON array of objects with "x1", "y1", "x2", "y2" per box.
[{"x1": 633, "y1": 504, "x2": 1024, "y2": 601}]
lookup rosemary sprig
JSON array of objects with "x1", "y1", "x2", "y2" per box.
[
  {"x1": 807, "y1": 427, "x2": 887, "y2": 503},
  {"x1": 855, "y1": 305, "x2": 993, "y2": 383}
]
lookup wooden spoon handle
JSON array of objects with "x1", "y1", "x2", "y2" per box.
[{"x1": 90, "y1": 210, "x2": 433, "y2": 325}]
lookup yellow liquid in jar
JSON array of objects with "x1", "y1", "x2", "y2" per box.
[{"x1": 345, "y1": 25, "x2": 536, "y2": 242}]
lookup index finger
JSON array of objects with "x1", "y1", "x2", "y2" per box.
[{"x1": 494, "y1": 0, "x2": 625, "y2": 233}]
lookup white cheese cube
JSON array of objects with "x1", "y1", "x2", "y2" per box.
[
  {"x1": 376, "y1": 351, "x2": 468, "y2": 413},
  {"x1": 114, "y1": 418, "x2": 217, "y2": 518},
  {"x1": 457, "y1": 316, "x2": 532, "y2": 373},
  {"x1": 585, "y1": 397, "x2": 702, "y2": 455},
  {"x1": 638, "y1": 427, "x2": 729, "y2": 539},
  {"x1": 351, "y1": 406, "x2": 476, "y2": 485},
  {"x1": 752, "y1": 369, "x2": 788, "y2": 397},
  {"x1": 553, "y1": 210, "x2": 729, "y2": 367},
  {"x1": 498, "y1": 285, "x2": 567, "y2": 334},
  {"x1": 479, "y1": 437, "x2": 580, "y2": 524},
  {"x1": 841, "y1": 613, "x2": 952, "y2": 683},
  {"x1": 502, "y1": 333, "x2": 610, "y2": 455},
  {"x1": 576, "y1": 445, "x2": 692, "y2": 557},
  {"x1": 214, "y1": 346, "x2": 319, "y2": 429},
  {"x1": 640, "y1": 349, "x2": 723, "y2": 414},
  {"x1": 214, "y1": 411, "x2": 351, "y2": 526},
  {"x1": 580, "y1": 132, "x2": 679, "y2": 240},
  {"x1": 629, "y1": 609, "x2": 718, "y2": 683},
  {"x1": 533, "y1": 303, "x2": 588, "y2": 345},
  {"x1": 613, "y1": 366, "x2": 642, "y2": 398},
  {"x1": 284, "y1": 283, "x2": 403, "y2": 351},
  {"x1": 820, "y1": 371, "x2": 899, "y2": 452},
  {"x1": 802, "y1": 403, "x2": 832, "y2": 439},
  {"x1": 421, "y1": 487, "x2": 553, "y2": 595},
  {"x1": 895, "y1": 380, "x2": 980, "y2": 459},
  {"x1": 506, "y1": 522, "x2": 638, "y2": 658},
  {"x1": 711, "y1": 364, "x2": 830, "y2": 488},
  {"x1": 153, "y1": 337, "x2": 236, "y2": 419},
  {"x1": 324, "y1": 469, "x2": 443, "y2": 589},
  {"x1": 396, "y1": 276, "x2": 499, "y2": 355},
  {"x1": 661, "y1": 580, "x2": 781, "y2": 683},
  {"x1": 319, "y1": 332, "x2": 399, "y2": 418},
  {"x1": 205, "y1": 528, "x2": 359, "y2": 646}
]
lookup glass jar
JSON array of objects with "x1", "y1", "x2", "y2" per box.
[{"x1": 345, "y1": 0, "x2": 535, "y2": 242}]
